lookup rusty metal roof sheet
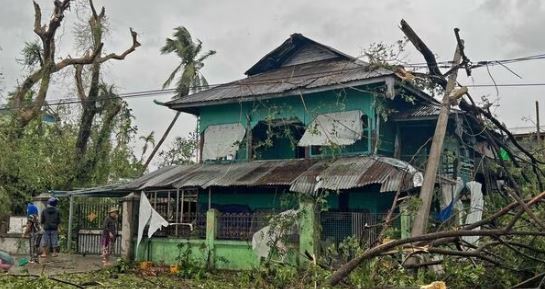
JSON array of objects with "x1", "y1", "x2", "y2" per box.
[
  {"x1": 166, "y1": 58, "x2": 393, "y2": 110},
  {"x1": 117, "y1": 166, "x2": 178, "y2": 190},
  {"x1": 289, "y1": 156, "x2": 416, "y2": 195},
  {"x1": 119, "y1": 156, "x2": 420, "y2": 194},
  {"x1": 64, "y1": 157, "x2": 421, "y2": 197}
]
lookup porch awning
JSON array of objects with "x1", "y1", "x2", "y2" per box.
[
  {"x1": 61, "y1": 156, "x2": 425, "y2": 197},
  {"x1": 297, "y1": 110, "x2": 364, "y2": 146},
  {"x1": 203, "y1": 123, "x2": 246, "y2": 160},
  {"x1": 121, "y1": 156, "x2": 420, "y2": 194}
]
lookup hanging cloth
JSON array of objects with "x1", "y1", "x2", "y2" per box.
[
  {"x1": 136, "y1": 193, "x2": 153, "y2": 252},
  {"x1": 436, "y1": 178, "x2": 465, "y2": 222},
  {"x1": 147, "y1": 209, "x2": 169, "y2": 238},
  {"x1": 298, "y1": 110, "x2": 364, "y2": 146},
  {"x1": 462, "y1": 181, "x2": 484, "y2": 245}
]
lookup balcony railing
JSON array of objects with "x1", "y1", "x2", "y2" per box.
[{"x1": 217, "y1": 212, "x2": 271, "y2": 241}]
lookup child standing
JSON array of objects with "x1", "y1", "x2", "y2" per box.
[
  {"x1": 22, "y1": 203, "x2": 41, "y2": 263},
  {"x1": 101, "y1": 207, "x2": 119, "y2": 265}
]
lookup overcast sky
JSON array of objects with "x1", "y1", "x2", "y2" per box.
[{"x1": 1, "y1": 0, "x2": 545, "y2": 161}]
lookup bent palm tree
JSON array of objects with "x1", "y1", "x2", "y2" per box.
[{"x1": 142, "y1": 27, "x2": 215, "y2": 172}]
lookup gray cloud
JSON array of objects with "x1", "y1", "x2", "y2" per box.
[{"x1": 2, "y1": 0, "x2": 545, "y2": 164}]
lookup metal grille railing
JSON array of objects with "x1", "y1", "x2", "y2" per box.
[
  {"x1": 77, "y1": 200, "x2": 123, "y2": 230},
  {"x1": 144, "y1": 190, "x2": 204, "y2": 239},
  {"x1": 75, "y1": 199, "x2": 122, "y2": 256},
  {"x1": 77, "y1": 230, "x2": 121, "y2": 256},
  {"x1": 217, "y1": 212, "x2": 270, "y2": 240},
  {"x1": 165, "y1": 212, "x2": 206, "y2": 239},
  {"x1": 320, "y1": 212, "x2": 391, "y2": 246}
]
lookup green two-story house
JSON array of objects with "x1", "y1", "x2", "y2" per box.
[
  {"x1": 109, "y1": 33, "x2": 492, "y2": 268},
  {"x1": 158, "y1": 33, "x2": 480, "y2": 212}
]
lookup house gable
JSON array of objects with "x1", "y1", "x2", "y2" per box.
[
  {"x1": 244, "y1": 33, "x2": 355, "y2": 76},
  {"x1": 281, "y1": 43, "x2": 339, "y2": 66}
]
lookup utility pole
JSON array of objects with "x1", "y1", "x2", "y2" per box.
[
  {"x1": 536, "y1": 101, "x2": 541, "y2": 145},
  {"x1": 411, "y1": 38, "x2": 464, "y2": 237}
]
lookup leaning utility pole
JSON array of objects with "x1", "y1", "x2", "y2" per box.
[
  {"x1": 536, "y1": 101, "x2": 541, "y2": 145},
  {"x1": 411, "y1": 34, "x2": 464, "y2": 237}
]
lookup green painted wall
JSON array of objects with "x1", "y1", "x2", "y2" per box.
[
  {"x1": 378, "y1": 120, "x2": 396, "y2": 155},
  {"x1": 199, "y1": 89, "x2": 375, "y2": 132},
  {"x1": 325, "y1": 189, "x2": 395, "y2": 213},
  {"x1": 255, "y1": 134, "x2": 297, "y2": 160},
  {"x1": 214, "y1": 240, "x2": 261, "y2": 270},
  {"x1": 198, "y1": 87, "x2": 377, "y2": 160},
  {"x1": 135, "y1": 238, "x2": 207, "y2": 265},
  {"x1": 347, "y1": 191, "x2": 395, "y2": 213},
  {"x1": 197, "y1": 190, "x2": 296, "y2": 212},
  {"x1": 135, "y1": 238, "x2": 263, "y2": 270}
]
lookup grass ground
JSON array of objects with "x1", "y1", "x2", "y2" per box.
[
  {"x1": 0, "y1": 271, "x2": 235, "y2": 289},
  {"x1": 0, "y1": 269, "x2": 332, "y2": 289}
]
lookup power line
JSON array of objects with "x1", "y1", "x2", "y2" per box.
[
  {"x1": 464, "y1": 83, "x2": 545, "y2": 88},
  {"x1": 404, "y1": 52, "x2": 545, "y2": 69},
  {"x1": 2, "y1": 52, "x2": 545, "y2": 112},
  {"x1": 2, "y1": 81, "x2": 545, "y2": 112}
]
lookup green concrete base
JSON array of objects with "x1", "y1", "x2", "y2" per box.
[{"x1": 135, "y1": 238, "x2": 265, "y2": 270}]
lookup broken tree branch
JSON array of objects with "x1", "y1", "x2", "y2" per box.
[
  {"x1": 74, "y1": 65, "x2": 86, "y2": 102},
  {"x1": 96, "y1": 28, "x2": 141, "y2": 62},
  {"x1": 329, "y1": 184, "x2": 545, "y2": 286},
  {"x1": 32, "y1": 1, "x2": 43, "y2": 36},
  {"x1": 329, "y1": 229, "x2": 545, "y2": 286},
  {"x1": 400, "y1": 19, "x2": 444, "y2": 82}
]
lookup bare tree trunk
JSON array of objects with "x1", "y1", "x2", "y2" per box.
[
  {"x1": 71, "y1": 0, "x2": 140, "y2": 184},
  {"x1": 74, "y1": 64, "x2": 101, "y2": 163},
  {"x1": 142, "y1": 111, "x2": 181, "y2": 172},
  {"x1": 14, "y1": 0, "x2": 104, "y2": 127}
]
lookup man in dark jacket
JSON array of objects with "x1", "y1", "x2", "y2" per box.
[{"x1": 40, "y1": 197, "x2": 60, "y2": 258}]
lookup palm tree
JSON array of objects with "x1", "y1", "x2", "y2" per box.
[
  {"x1": 139, "y1": 132, "x2": 155, "y2": 163},
  {"x1": 142, "y1": 27, "x2": 215, "y2": 172}
]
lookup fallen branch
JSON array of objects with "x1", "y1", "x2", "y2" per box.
[
  {"x1": 8, "y1": 274, "x2": 84, "y2": 288},
  {"x1": 329, "y1": 229, "x2": 545, "y2": 285},
  {"x1": 328, "y1": 190, "x2": 545, "y2": 286}
]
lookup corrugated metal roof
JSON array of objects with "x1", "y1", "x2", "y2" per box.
[
  {"x1": 117, "y1": 166, "x2": 178, "y2": 190},
  {"x1": 65, "y1": 156, "x2": 423, "y2": 197},
  {"x1": 289, "y1": 157, "x2": 415, "y2": 195},
  {"x1": 391, "y1": 103, "x2": 463, "y2": 120},
  {"x1": 166, "y1": 58, "x2": 393, "y2": 109},
  {"x1": 509, "y1": 126, "x2": 543, "y2": 136},
  {"x1": 130, "y1": 156, "x2": 420, "y2": 194}
]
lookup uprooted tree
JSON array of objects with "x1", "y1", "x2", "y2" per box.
[{"x1": 328, "y1": 19, "x2": 545, "y2": 287}]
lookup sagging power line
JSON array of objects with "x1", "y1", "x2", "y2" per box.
[
  {"x1": 1, "y1": 81, "x2": 544, "y2": 112},
  {"x1": 1, "y1": 52, "x2": 545, "y2": 112}
]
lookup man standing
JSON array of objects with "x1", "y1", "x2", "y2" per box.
[
  {"x1": 101, "y1": 207, "x2": 119, "y2": 265},
  {"x1": 40, "y1": 197, "x2": 60, "y2": 258}
]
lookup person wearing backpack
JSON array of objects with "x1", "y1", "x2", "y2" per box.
[
  {"x1": 40, "y1": 197, "x2": 60, "y2": 258},
  {"x1": 22, "y1": 203, "x2": 41, "y2": 263}
]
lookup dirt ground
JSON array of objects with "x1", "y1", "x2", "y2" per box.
[{"x1": 8, "y1": 253, "x2": 104, "y2": 275}]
